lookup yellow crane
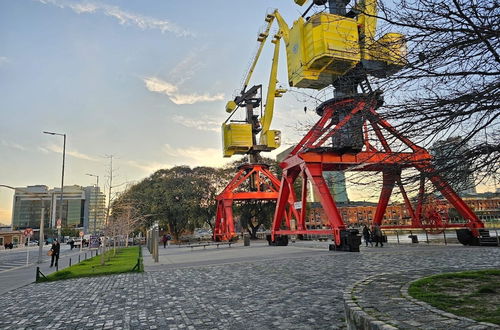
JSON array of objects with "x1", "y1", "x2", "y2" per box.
[{"x1": 222, "y1": 0, "x2": 406, "y2": 159}]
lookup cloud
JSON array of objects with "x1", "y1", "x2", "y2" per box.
[
  {"x1": 169, "y1": 51, "x2": 205, "y2": 85},
  {"x1": 172, "y1": 115, "x2": 220, "y2": 132},
  {"x1": 126, "y1": 160, "x2": 173, "y2": 174},
  {"x1": 163, "y1": 144, "x2": 227, "y2": 168},
  {"x1": 36, "y1": 0, "x2": 194, "y2": 37},
  {"x1": 0, "y1": 57, "x2": 9, "y2": 66},
  {"x1": 1, "y1": 139, "x2": 26, "y2": 151},
  {"x1": 44, "y1": 143, "x2": 98, "y2": 161},
  {"x1": 143, "y1": 77, "x2": 224, "y2": 105},
  {"x1": 127, "y1": 144, "x2": 228, "y2": 174}
]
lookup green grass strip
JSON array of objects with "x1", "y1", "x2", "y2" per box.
[
  {"x1": 40, "y1": 246, "x2": 143, "y2": 282},
  {"x1": 409, "y1": 269, "x2": 500, "y2": 325}
]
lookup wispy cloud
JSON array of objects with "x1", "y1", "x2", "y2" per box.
[
  {"x1": 163, "y1": 144, "x2": 227, "y2": 168},
  {"x1": 36, "y1": 0, "x2": 194, "y2": 37},
  {"x1": 0, "y1": 57, "x2": 9, "y2": 66},
  {"x1": 126, "y1": 160, "x2": 173, "y2": 174},
  {"x1": 169, "y1": 51, "x2": 205, "y2": 85},
  {"x1": 143, "y1": 77, "x2": 224, "y2": 105},
  {"x1": 44, "y1": 143, "x2": 98, "y2": 161},
  {"x1": 172, "y1": 115, "x2": 220, "y2": 132},
  {"x1": 127, "y1": 144, "x2": 228, "y2": 174},
  {"x1": 1, "y1": 139, "x2": 26, "y2": 151}
]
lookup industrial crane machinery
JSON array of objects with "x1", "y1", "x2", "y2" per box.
[
  {"x1": 216, "y1": 0, "x2": 488, "y2": 248},
  {"x1": 213, "y1": 15, "x2": 298, "y2": 241}
]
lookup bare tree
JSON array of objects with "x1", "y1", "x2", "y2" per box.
[{"x1": 375, "y1": 0, "x2": 499, "y2": 189}]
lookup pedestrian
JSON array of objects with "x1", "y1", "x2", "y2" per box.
[
  {"x1": 162, "y1": 234, "x2": 168, "y2": 248},
  {"x1": 362, "y1": 224, "x2": 372, "y2": 247},
  {"x1": 373, "y1": 224, "x2": 384, "y2": 247},
  {"x1": 49, "y1": 239, "x2": 60, "y2": 267},
  {"x1": 69, "y1": 239, "x2": 74, "y2": 250}
]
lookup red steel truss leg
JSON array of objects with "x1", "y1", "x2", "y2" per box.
[
  {"x1": 396, "y1": 178, "x2": 417, "y2": 226},
  {"x1": 373, "y1": 170, "x2": 398, "y2": 226},
  {"x1": 416, "y1": 161, "x2": 484, "y2": 233},
  {"x1": 271, "y1": 167, "x2": 300, "y2": 241},
  {"x1": 303, "y1": 163, "x2": 345, "y2": 245}
]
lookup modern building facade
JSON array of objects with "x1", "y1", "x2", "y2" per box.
[
  {"x1": 431, "y1": 136, "x2": 476, "y2": 195},
  {"x1": 11, "y1": 185, "x2": 106, "y2": 233},
  {"x1": 84, "y1": 186, "x2": 106, "y2": 234}
]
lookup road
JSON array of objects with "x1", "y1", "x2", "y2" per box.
[{"x1": 0, "y1": 244, "x2": 96, "y2": 295}]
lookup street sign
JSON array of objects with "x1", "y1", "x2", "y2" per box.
[
  {"x1": 90, "y1": 235, "x2": 99, "y2": 248},
  {"x1": 294, "y1": 201, "x2": 302, "y2": 210},
  {"x1": 79, "y1": 231, "x2": 84, "y2": 237},
  {"x1": 23, "y1": 228, "x2": 33, "y2": 237}
]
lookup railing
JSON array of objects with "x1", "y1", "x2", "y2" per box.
[{"x1": 35, "y1": 249, "x2": 99, "y2": 282}]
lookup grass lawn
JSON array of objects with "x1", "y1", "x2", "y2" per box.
[
  {"x1": 409, "y1": 269, "x2": 500, "y2": 325},
  {"x1": 40, "y1": 246, "x2": 142, "y2": 282}
]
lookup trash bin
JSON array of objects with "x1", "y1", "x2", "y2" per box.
[
  {"x1": 408, "y1": 235, "x2": 418, "y2": 243},
  {"x1": 243, "y1": 234, "x2": 250, "y2": 246}
]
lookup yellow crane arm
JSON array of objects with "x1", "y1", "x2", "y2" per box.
[
  {"x1": 241, "y1": 13, "x2": 276, "y2": 93},
  {"x1": 259, "y1": 34, "x2": 285, "y2": 148}
]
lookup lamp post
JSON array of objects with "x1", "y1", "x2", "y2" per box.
[
  {"x1": 86, "y1": 173, "x2": 99, "y2": 235},
  {"x1": 0, "y1": 185, "x2": 46, "y2": 264},
  {"x1": 43, "y1": 131, "x2": 66, "y2": 241}
]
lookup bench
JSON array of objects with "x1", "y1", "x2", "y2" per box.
[{"x1": 176, "y1": 242, "x2": 233, "y2": 250}]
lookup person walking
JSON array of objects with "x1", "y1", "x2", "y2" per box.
[
  {"x1": 362, "y1": 224, "x2": 372, "y2": 247},
  {"x1": 162, "y1": 235, "x2": 168, "y2": 248},
  {"x1": 49, "y1": 240, "x2": 60, "y2": 267},
  {"x1": 373, "y1": 224, "x2": 384, "y2": 247}
]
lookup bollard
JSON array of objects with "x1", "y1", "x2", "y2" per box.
[
  {"x1": 85, "y1": 252, "x2": 87, "y2": 260},
  {"x1": 78, "y1": 255, "x2": 81, "y2": 263},
  {"x1": 496, "y1": 228, "x2": 500, "y2": 246},
  {"x1": 396, "y1": 231, "x2": 400, "y2": 244},
  {"x1": 56, "y1": 264, "x2": 58, "y2": 271},
  {"x1": 36, "y1": 267, "x2": 40, "y2": 282},
  {"x1": 425, "y1": 231, "x2": 429, "y2": 244},
  {"x1": 69, "y1": 258, "x2": 72, "y2": 267},
  {"x1": 443, "y1": 230, "x2": 447, "y2": 245}
]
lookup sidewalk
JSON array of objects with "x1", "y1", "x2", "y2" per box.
[
  {"x1": 143, "y1": 240, "x2": 329, "y2": 270},
  {"x1": 0, "y1": 246, "x2": 97, "y2": 295},
  {"x1": 345, "y1": 268, "x2": 500, "y2": 329},
  {"x1": 0, "y1": 242, "x2": 498, "y2": 329}
]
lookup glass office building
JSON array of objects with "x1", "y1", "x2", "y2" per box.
[{"x1": 12, "y1": 185, "x2": 106, "y2": 231}]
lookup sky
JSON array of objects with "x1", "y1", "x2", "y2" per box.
[
  {"x1": 1, "y1": 0, "x2": 496, "y2": 225},
  {"x1": 0, "y1": 0, "x2": 325, "y2": 224}
]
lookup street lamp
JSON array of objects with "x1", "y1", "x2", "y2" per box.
[
  {"x1": 43, "y1": 131, "x2": 66, "y2": 241},
  {"x1": 0, "y1": 185, "x2": 46, "y2": 264},
  {"x1": 86, "y1": 173, "x2": 99, "y2": 235}
]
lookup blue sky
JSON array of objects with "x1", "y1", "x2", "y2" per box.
[
  {"x1": 0, "y1": 0, "x2": 321, "y2": 223},
  {"x1": 1, "y1": 0, "x2": 495, "y2": 225}
]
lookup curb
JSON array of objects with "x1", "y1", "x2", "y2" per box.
[
  {"x1": 343, "y1": 273, "x2": 398, "y2": 330},
  {"x1": 343, "y1": 270, "x2": 500, "y2": 329},
  {"x1": 400, "y1": 280, "x2": 500, "y2": 329}
]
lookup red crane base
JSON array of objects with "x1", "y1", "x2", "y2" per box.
[
  {"x1": 213, "y1": 163, "x2": 297, "y2": 242},
  {"x1": 270, "y1": 95, "x2": 485, "y2": 251}
]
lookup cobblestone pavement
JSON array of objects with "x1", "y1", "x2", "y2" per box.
[
  {"x1": 0, "y1": 244, "x2": 498, "y2": 329},
  {"x1": 349, "y1": 270, "x2": 500, "y2": 329}
]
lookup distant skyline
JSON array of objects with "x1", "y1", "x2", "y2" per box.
[{"x1": 1, "y1": 0, "x2": 496, "y2": 225}]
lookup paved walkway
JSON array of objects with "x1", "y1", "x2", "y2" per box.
[
  {"x1": 0, "y1": 242, "x2": 498, "y2": 329},
  {"x1": 345, "y1": 270, "x2": 499, "y2": 329},
  {"x1": 0, "y1": 245, "x2": 97, "y2": 295}
]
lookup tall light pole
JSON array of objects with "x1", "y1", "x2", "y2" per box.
[
  {"x1": 43, "y1": 131, "x2": 66, "y2": 241},
  {"x1": 0, "y1": 185, "x2": 46, "y2": 264},
  {"x1": 86, "y1": 173, "x2": 99, "y2": 235}
]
